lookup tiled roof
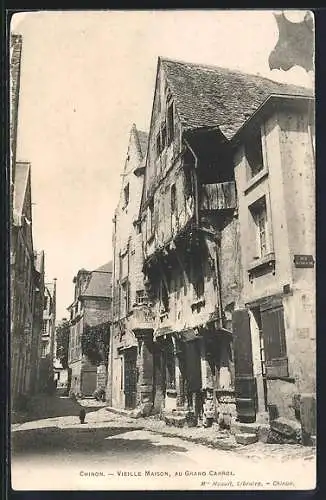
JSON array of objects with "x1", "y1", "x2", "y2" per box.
[
  {"x1": 95, "y1": 261, "x2": 112, "y2": 273},
  {"x1": 82, "y1": 261, "x2": 112, "y2": 298},
  {"x1": 161, "y1": 58, "x2": 313, "y2": 140}
]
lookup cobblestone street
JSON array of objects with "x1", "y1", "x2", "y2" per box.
[{"x1": 11, "y1": 395, "x2": 316, "y2": 491}]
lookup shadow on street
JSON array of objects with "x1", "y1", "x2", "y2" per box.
[
  {"x1": 11, "y1": 426, "x2": 189, "y2": 458},
  {"x1": 11, "y1": 395, "x2": 100, "y2": 424}
]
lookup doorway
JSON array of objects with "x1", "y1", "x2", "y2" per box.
[
  {"x1": 124, "y1": 347, "x2": 137, "y2": 409},
  {"x1": 251, "y1": 307, "x2": 268, "y2": 412}
]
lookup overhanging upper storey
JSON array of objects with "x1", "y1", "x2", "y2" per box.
[{"x1": 139, "y1": 57, "x2": 312, "y2": 267}]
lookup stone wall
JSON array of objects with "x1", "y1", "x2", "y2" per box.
[{"x1": 83, "y1": 298, "x2": 111, "y2": 327}]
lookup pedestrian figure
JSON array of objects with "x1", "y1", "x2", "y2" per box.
[{"x1": 79, "y1": 407, "x2": 86, "y2": 424}]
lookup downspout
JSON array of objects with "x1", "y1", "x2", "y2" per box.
[{"x1": 184, "y1": 138, "x2": 199, "y2": 226}]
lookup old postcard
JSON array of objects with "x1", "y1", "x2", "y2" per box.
[{"x1": 10, "y1": 9, "x2": 316, "y2": 491}]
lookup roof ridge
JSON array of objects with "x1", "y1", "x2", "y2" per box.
[{"x1": 160, "y1": 56, "x2": 311, "y2": 90}]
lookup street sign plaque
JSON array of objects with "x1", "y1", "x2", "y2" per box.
[{"x1": 293, "y1": 255, "x2": 315, "y2": 268}]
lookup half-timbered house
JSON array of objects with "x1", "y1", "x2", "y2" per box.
[{"x1": 139, "y1": 57, "x2": 311, "y2": 422}]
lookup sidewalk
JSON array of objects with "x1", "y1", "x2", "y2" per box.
[{"x1": 104, "y1": 406, "x2": 316, "y2": 462}]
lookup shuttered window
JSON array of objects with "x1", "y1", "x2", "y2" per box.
[
  {"x1": 260, "y1": 301, "x2": 288, "y2": 378},
  {"x1": 232, "y1": 309, "x2": 257, "y2": 422}
]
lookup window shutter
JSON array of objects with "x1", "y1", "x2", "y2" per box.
[
  {"x1": 232, "y1": 309, "x2": 257, "y2": 422},
  {"x1": 260, "y1": 302, "x2": 288, "y2": 378}
]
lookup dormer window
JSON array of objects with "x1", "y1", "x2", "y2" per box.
[{"x1": 123, "y1": 183, "x2": 130, "y2": 208}]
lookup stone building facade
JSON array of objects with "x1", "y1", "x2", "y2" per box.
[
  {"x1": 38, "y1": 280, "x2": 57, "y2": 391},
  {"x1": 230, "y1": 94, "x2": 315, "y2": 439},
  {"x1": 68, "y1": 263, "x2": 112, "y2": 397},
  {"x1": 136, "y1": 57, "x2": 312, "y2": 424},
  {"x1": 10, "y1": 34, "x2": 47, "y2": 405},
  {"x1": 107, "y1": 125, "x2": 153, "y2": 410},
  {"x1": 29, "y1": 251, "x2": 45, "y2": 394},
  {"x1": 10, "y1": 33, "x2": 22, "y2": 191},
  {"x1": 11, "y1": 162, "x2": 44, "y2": 403}
]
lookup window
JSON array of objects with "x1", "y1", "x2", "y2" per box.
[
  {"x1": 156, "y1": 123, "x2": 167, "y2": 158},
  {"x1": 250, "y1": 197, "x2": 268, "y2": 259},
  {"x1": 148, "y1": 199, "x2": 154, "y2": 237},
  {"x1": 42, "y1": 320, "x2": 47, "y2": 335},
  {"x1": 161, "y1": 123, "x2": 167, "y2": 150},
  {"x1": 120, "y1": 251, "x2": 128, "y2": 280},
  {"x1": 41, "y1": 342, "x2": 47, "y2": 358},
  {"x1": 258, "y1": 300, "x2": 288, "y2": 378},
  {"x1": 171, "y1": 184, "x2": 176, "y2": 213},
  {"x1": 160, "y1": 280, "x2": 169, "y2": 313},
  {"x1": 44, "y1": 296, "x2": 48, "y2": 310},
  {"x1": 246, "y1": 128, "x2": 264, "y2": 178},
  {"x1": 156, "y1": 133, "x2": 161, "y2": 157},
  {"x1": 167, "y1": 101, "x2": 174, "y2": 145},
  {"x1": 123, "y1": 183, "x2": 130, "y2": 208},
  {"x1": 121, "y1": 281, "x2": 130, "y2": 317},
  {"x1": 135, "y1": 290, "x2": 147, "y2": 305}
]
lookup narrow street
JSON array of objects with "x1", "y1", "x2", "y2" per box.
[{"x1": 11, "y1": 395, "x2": 316, "y2": 491}]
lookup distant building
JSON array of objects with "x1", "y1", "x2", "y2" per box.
[
  {"x1": 10, "y1": 33, "x2": 53, "y2": 403},
  {"x1": 30, "y1": 251, "x2": 45, "y2": 394},
  {"x1": 11, "y1": 162, "x2": 36, "y2": 402},
  {"x1": 39, "y1": 280, "x2": 57, "y2": 390},
  {"x1": 108, "y1": 125, "x2": 152, "y2": 410},
  {"x1": 68, "y1": 263, "x2": 112, "y2": 397}
]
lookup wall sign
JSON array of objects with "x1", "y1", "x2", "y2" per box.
[{"x1": 293, "y1": 255, "x2": 314, "y2": 268}]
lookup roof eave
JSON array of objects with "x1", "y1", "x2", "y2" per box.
[{"x1": 231, "y1": 93, "x2": 314, "y2": 147}]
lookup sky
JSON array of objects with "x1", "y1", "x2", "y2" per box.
[{"x1": 12, "y1": 10, "x2": 314, "y2": 321}]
